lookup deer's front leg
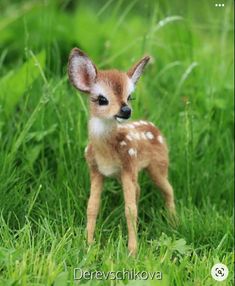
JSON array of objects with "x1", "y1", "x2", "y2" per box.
[
  {"x1": 86, "y1": 168, "x2": 104, "y2": 244},
  {"x1": 121, "y1": 171, "x2": 138, "y2": 256}
]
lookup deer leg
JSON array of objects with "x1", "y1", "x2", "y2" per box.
[
  {"x1": 135, "y1": 183, "x2": 141, "y2": 204},
  {"x1": 147, "y1": 163, "x2": 176, "y2": 215},
  {"x1": 86, "y1": 169, "x2": 104, "y2": 244},
  {"x1": 121, "y1": 171, "x2": 138, "y2": 256}
]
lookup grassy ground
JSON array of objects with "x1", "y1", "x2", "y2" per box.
[{"x1": 0, "y1": 0, "x2": 234, "y2": 285}]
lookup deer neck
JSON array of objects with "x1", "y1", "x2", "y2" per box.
[{"x1": 89, "y1": 117, "x2": 117, "y2": 144}]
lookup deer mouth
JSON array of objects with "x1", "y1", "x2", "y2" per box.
[{"x1": 114, "y1": 115, "x2": 130, "y2": 123}]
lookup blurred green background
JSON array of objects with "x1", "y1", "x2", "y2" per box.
[{"x1": 0, "y1": 0, "x2": 234, "y2": 285}]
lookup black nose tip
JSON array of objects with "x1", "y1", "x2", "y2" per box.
[{"x1": 120, "y1": 105, "x2": 131, "y2": 118}]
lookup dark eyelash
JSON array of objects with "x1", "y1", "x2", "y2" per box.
[
  {"x1": 91, "y1": 95, "x2": 109, "y2": 105},
  {"x1": 128, "y1": 95, "x2": 136, "y2": 101}
]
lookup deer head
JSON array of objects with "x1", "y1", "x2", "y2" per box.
[{"x1": 68, "y1": 48, "x2": 150, "y2": 123}]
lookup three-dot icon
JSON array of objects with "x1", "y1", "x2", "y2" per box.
[{"x1": 215, "y1": 3, "x2": 225, "y2": 7}]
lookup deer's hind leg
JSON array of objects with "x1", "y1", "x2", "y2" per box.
[{"x1": 147, "y1": 161, "x2": 176, "y2": 215}]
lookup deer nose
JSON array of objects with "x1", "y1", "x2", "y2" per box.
[{"x1": 120, "y1": 105, "x2": 131, "y2": 119}]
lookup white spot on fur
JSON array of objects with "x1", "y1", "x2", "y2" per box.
[
  {"x1": 89, "y1": 117, "x2": 115, "y2": 137},
  {"x1": 128, "y1": 148, "x2": 137, "y2": 157},
  {"x1": 84, "y1": 146, "x2": 88, "y2": 153},
  {"x1": 140, "y1": 120, "x2": 148, "y2": 125},
  {"x1": 129, "y1": 132, "x2": 135, "y2": 138},
  {"x1": 146, "y1": 131, "x2": 154, "y2": 139},
  {"x1": 133, "y1": 122, "x2": 141, "y2": 126},
  {"x1": 127, "y1": 124, "x2": 135, "y2": 129},
  {"x1": 134, "y1": 133, "x2": 141, "y2": 140},
  {"x1": 157, "y1": 135, "x2": 164, "y2": 144},
  {"x1": 120, "y1": 141, "x2": 127, "y2": 146},
  {"x1": 126, "y1": 135, "x2": 133, "y2": 141},
  {"x1": 130, "y1": 132, "x2": 140, "y2": 140}
]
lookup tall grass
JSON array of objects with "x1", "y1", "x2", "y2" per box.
[{"x1": 0, "y1": 0, "x2": 234, "y2": 285}]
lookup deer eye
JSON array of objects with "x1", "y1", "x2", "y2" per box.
[
  {"x1": 127, "y1": 94, "x2": 135, "y2": 101},
  {"x1": 98, "y1": 95, "x2": 109, "y2": 106}
]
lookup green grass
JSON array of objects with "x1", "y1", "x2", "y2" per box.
[{"x1": 0, "y1": 0, "x2": 234, "y2": 285}]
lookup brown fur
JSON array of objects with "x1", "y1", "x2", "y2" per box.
[
  {"x1": 97, "y1": 70, "x2": 126, "y2": 97},
  {"x1": 68, "y1": 48, "x2": 176, "y2": 256}
]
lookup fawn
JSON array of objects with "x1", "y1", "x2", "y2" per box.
[{"x1": 68, "y1": 48, "x2": 176, "y2": 255}]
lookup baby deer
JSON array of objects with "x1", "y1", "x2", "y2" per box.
[{"x1": 68, "y1": 48, "x2": 176, "y2": 255}]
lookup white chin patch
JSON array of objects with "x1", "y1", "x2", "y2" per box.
[
  {"x1": 89, "y1": 117, "x2": 115, "y2": 137},
  {"x1": 116, "y1": 117, "x2": 126, "y2": 123}
]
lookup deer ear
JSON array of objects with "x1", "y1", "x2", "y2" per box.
[
  {"x1": 127, "y1": 56, "x2": 150, "y2": 85},
  {"x1": 68, "y1": 48, "x2": 97, "y2": 93}
]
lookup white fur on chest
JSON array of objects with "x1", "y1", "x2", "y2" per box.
[
  {"x1": 89, "y1": 117, "x2": 116, "y2": 137},
  {"x1": 89, "y1": 117, "x2": 120, "y2": 176}
]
